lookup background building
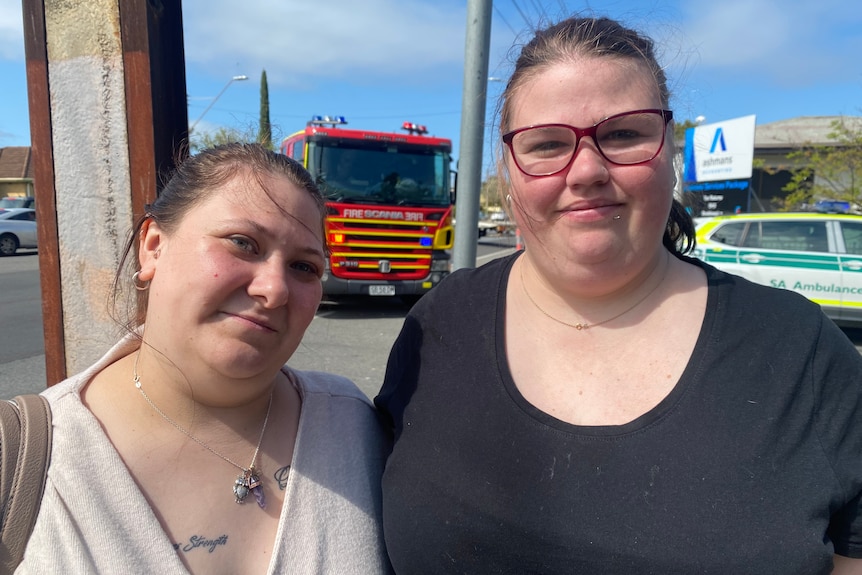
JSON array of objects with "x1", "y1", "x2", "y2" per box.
[
  {"x1": 0, "y1": 146, "x2": 34, "y2": 199},
  {"x1": 751, "y1": 116, "x2": 862, "y2": 212}
]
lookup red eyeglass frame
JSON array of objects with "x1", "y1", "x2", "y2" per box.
[{"x1": 502, "y1": 108, "x2": 674, "y2": 177}]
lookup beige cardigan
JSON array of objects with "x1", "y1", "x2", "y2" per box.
[{"x1": 19, "y1": 335, "x2": 392, "y2": 574}]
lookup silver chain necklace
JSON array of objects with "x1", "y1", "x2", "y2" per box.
[
  {"x1": 133, "y1": 352, "x2": 274, "y2": 509},
  {"x1": 519, "y1": 253, "x2": 670, "y2": 330}
]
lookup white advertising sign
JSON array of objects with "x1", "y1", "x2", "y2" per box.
[{"x1": 684, "y1": 115, "x2": 756, "y2": 183}]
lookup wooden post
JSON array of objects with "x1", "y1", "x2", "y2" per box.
[{"x1": 21, "y1": 0, "x2": 188, "y2": 385}]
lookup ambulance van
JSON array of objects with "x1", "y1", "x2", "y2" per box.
[{"x1": 693, "y1": 213, "x2": 862, "y2": 327}]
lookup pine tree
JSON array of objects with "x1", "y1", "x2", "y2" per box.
[{"x1": 259, "y1": 69, "x2": 272, "y2": 150}]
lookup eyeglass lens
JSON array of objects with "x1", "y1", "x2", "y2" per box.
[{"x1": 508, "y1": 111, "x2": 667, "y2": 176}]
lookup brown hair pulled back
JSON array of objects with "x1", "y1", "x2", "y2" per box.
[{"x1": 497, "y1": 16, "x2": 694, "y2": 254}]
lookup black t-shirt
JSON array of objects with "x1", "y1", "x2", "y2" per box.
[{"x1": 376, "y1": 253, "x2": 862, "y2": 574}]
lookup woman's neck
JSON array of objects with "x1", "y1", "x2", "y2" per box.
[{"x1": 518, "y1": 249, "x2": 672, "y2": 329}]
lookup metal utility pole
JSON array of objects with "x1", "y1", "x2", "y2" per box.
[{"x1": 452, "y1": 0, "x2": 493, "y2": 271}]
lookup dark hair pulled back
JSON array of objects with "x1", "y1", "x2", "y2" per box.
[{"x1": 112, "y1": 142, "x2": 325, "y2": 332}]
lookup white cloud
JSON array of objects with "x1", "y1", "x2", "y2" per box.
[
  {"x1": 677, "y1": 0, "x2": 862, "y2": 86},
  {"x1": 182, "y1": 0, "x2": 467, "y2": 87},
  {"x1": 0, "y1": 0, "x2": 24, "y2": 60}
]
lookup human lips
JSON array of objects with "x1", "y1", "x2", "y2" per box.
[
  {"x1": 226, "y1": 311, "x2": 279, "y2": 333},
  {"x1": 559, "y1": 200, "x2": 622, "y2": 221}
]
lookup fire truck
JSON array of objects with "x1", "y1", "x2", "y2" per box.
[{"x1": 280, "y1": 115, "x2": 455, "y2": 299}]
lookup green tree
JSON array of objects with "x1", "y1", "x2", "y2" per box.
[
  {"x1": 190, "y1": 126, "x2": 249, "y2": 153},
  {"x1": 259, "y1": 69, "x2": 272, "y2": 150},
  {"x1": 673, "y1": 118, "x2": 700, "y2": 143},
  {"x1": 480, "y1": 173, "x2": 505, "y2": 210},
  {"x1": 781, "y1": 117, "x2": 862, "y2": 211}
]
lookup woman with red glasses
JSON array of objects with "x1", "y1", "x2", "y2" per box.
[{"x1": 376, "y1": 15, "x2": 862, "y2": 574}]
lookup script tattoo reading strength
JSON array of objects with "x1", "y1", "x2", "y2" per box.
[
  {"x1": 173, "y1": 534, "x2": 229, "y2": 554},
  {"x1": 274, "y1": 464, "x2": 291, "y2": 490}
]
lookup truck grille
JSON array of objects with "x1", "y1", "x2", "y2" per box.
[{"x1": 327, "y1": 217, "x2": 444, "y2": 280}]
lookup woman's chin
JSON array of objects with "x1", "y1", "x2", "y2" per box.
[{"x1": 206, "y1": 346, "x2": 283, "y2": 382}]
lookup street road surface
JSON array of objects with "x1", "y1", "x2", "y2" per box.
[
  {"x1": 3, "y1": 234, "x2": 860, "y2": 400},
  {"x1": 0, "y1": 250, "x2": 46, "y2": 397}
]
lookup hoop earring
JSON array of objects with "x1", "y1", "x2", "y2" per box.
[
  {"x1": 132, "y1": 271, "x2": 150, "y2": 291},
  {"x1": 506, "y1": 194, "x2": 512, "y2": 207}
]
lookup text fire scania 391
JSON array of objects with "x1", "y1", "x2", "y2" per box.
[{"x1": 280, "y1": 116, "x2": 454, "y2": 299}]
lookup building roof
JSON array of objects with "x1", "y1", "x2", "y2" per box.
[
  {"x1": 0, "y1": 147, "x2": 34, "y2": 180},
  {"x1": 755, "y1": 116, "x2": 862, "y2": 149}
]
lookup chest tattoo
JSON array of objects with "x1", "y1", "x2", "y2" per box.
[
  {"x1": 274, "y1": 464, "x2": 291, "y2": 490},
  {"x1": 173, "y1": 534, "x2": 229, "y2": 554}
]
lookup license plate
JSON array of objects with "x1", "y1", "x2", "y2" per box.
[{"x1": 369, "y1": 285, "x2": 396, "y2": 296}]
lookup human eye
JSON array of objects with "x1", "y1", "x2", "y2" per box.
[
  {"x1": 598, "y1": 114, "x2": 660, "y2": 144},
  {"x1": 515, "y1": 127, "x2": 573, "y2": 158},
  {"x1": 228, "y1": 235, "x2": 258, "y2": 255},
  {"x1": 601, "y1": 128, "x2": 641, "y2": 141},
  {"x1": 291, "y1": 257, "x2": 324, "y2": 278},
  {"x1": 292, "y1": 261, "x2": 315, "y2": 274}
]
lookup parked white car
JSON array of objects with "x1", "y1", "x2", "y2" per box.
[
  {"x1": 693, "y1": 212, "x2": 862, "y2": 327},
  {"x1": 0, "y1": 208, "x2": 37, "y2": 255}
]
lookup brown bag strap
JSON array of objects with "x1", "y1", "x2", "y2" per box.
[{"x1": 0, "y1": 394, "x2": 52, "y2": 572}]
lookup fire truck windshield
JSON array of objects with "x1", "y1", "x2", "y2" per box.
[{"x1": 308, "y1": 141, "x2": 451, "y2": 207}]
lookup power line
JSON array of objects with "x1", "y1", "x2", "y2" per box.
[
  {"x1": 493, "y1": 4, "x2": 519, "y2": 35},
  {"x1": 509, "y1": 0, "x2": 534, "y2": 31},
  {"x1": 528, "y1": 0, "x2": 548, "y2": 23}
]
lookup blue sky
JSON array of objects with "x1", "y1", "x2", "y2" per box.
[{"x1": 1, "y1": 0, "x2": 861, "y2": 176}]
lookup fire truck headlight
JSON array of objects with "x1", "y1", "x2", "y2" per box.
[{"x1": 430, "y1": 260, "x2": 450, "y2": 272}]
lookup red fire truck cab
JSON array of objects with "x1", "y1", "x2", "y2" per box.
[{"x1": 280, "y1": 116, "x2": 455, "y2": 299}]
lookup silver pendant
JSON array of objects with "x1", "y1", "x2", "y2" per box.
[
  {"x1": 233, "y1": 468, "x2": 266, "y2": 509},
  {"x1": 233, "y1": 473, "x2": 250, "y2": 503}
]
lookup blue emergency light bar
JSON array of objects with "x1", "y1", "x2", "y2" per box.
[{"x1": 309, "y1": 115, "x2": 348, "y2": 126}]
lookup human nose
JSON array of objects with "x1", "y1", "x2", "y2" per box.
[
  {"x1": 248, "y1": 258, "x2": 290, "y2": 308},
  {"x1": 564, "y1": 134, "x2": 610, "y2": 185}
]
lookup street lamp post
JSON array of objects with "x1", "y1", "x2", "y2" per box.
[{"x1": 189, "y1": 74, "x2": 248, "y2": 132}]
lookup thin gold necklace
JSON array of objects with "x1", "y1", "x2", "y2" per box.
[
  {"x1": 133, "y1": 352, "x2": 274, "y2": 509},
  {"x1": 519, "y1": 253, "x2": 670, "y2": 330}
]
